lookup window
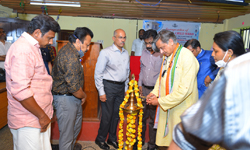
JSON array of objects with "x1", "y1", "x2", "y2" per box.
[{"x1": 240, "y1": 28, "x2": 250, "y2": 52}]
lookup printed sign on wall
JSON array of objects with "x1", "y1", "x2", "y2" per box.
[{"x1": 143, "y1": 20, "x2": 201, "y2": 46}]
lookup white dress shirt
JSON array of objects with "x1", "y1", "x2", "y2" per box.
[
  {"x1": 94, "y1": 44, "x2": 130, "y2": 96},
  {"x1": 131, "y1": 38, "x2": 145, "y2": 56}
]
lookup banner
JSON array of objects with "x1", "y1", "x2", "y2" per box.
[{"x1": 143, "y1": 20, "x2": 201, "y2": 46}]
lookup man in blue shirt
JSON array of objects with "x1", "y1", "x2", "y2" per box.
[{"x1": 184, "y1": 39, "x2": 219, "y2": 98}]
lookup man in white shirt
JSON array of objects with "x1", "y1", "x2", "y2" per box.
[
  {"x1": 94, "y1": 29, "x2": 130, "y2": 150},
  {"x1": 131, "y1": 29, "x2": 145, "y2": 56},
  {"x1": 0, "y1": 28, "x2": 12, "y2": 69}
]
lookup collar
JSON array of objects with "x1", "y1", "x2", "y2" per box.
[
  {"x1": 196, "y1": 48, "x2": 205, "y2": 58},
  {"x1": 0, "y1": 40, "x2": 5, "y2": 45},
  {"x1": 144, "y1": 48, "x2": 155, "y2": 55},
  {"x1": 111, "y1": 44, "x2": 125, "y2": 53},
  {"x1": 68, "y1": 42, "x2": 80, "y2": 58},
  {"x1": 22, "y1": 32, "x2": 40, "y2": 48}
]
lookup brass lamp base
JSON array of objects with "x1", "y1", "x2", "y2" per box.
[{"x1": 127, "y1": 144, "x2": 133, "y2": 150}]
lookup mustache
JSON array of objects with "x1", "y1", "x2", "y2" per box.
[{"x1": 121, "y1": 41, "x2": 125, "y2": 44}]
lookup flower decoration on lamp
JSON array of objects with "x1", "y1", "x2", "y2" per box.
[{"x1": 118, "y1": 74, "x2": 144, "y2": 150}]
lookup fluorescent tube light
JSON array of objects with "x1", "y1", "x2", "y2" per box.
[
  {"x1": 30, "y1": 1, "x2": 81, "y2": 7},
  {"x1": 226, "y1": 0, "x2": 244, "y2": 2}
]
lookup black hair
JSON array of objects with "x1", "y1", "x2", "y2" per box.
[
  {"x1": 213, "y1": 30, "x2": 245, "y2": 57},
  {"x1": 184, "y1": 39, "x2": 201, "y2": 49},
  {"x1": 139, "y1": 29, "x2": 145, "y2": 33},
  {"x1": 69, "y1": 27, "x2": 94, "y2": 44},
  {"x1": 27, "y1": 14, "x2": 60, "y2": 36},
  {"x1": 0, "y1": 28, "x2": 6, "y2": 41},
  {"x1": 143, "y1": 29, "x2": 157, "y2": 40}
]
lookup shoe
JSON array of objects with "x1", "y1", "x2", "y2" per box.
[
  {"x1": 107, "y1": 139, "x2": 119, "y2": 149},
  {"x1": 51, "y1": 144, "x2": 59, "y2": 150},
  {"x1": 73, "y1": 143, "x2": 82, "y2": 150},
  {"x1": 147, "y1": 147, "x2": 156, "y2": 150},
  {"x1": 95, "y1": 139, "x2": 110, "y2": 150}
]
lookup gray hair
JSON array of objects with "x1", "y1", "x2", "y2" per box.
[
  {"x1": 154, "y1": 29, "x2": 177, "y2": 44},
  {"x1": 113, "y1": 30, "x2": 117, "y2": 37}
]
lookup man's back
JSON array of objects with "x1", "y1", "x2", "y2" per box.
[{"x1": 52, "y1": 42, "x2": 84, "y2": 94}]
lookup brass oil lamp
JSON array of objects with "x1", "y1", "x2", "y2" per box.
[{"x1": 120, "y1": 75, "x2": 144, "y2": 150}]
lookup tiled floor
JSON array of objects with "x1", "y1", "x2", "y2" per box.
[
  {"x1": 0, "y1": 125, "x2": 148, "y2": 150},
  {"x1": 0, "y1": 125, "x2": 13, "y2": 150}
]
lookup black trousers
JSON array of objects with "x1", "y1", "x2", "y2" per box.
[
  {"x1": 96, "y1": 80, "x2": 125, "y2": 142},
  {"x1": 141, "y1": 85, "x2": 157, "y2": 149}
]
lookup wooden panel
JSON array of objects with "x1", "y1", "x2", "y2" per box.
[
  {"x1": 0, "y1": 83, "x2": 7, "y2": 129},
  {"x1": 58, "y1": 30, "x2": 74, "y2": 41},
  {"x1": 56, "y1": 40, "x2": 68, "y2": 52},
  {"x1": 81, "y1": 42, "x2": 101, "y2": 121},
  {"x1": 57, "y1": 41, "x2": 102, "y2": 121}
]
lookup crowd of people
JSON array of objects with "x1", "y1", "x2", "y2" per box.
[{"x1": 2, "y1": 14, "x2": 250, "y2": 150}]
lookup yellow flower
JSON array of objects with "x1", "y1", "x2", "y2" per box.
[
  {"x1": 125, "y1": 95, "x2": 129, "y2": 99},
  {"x1": 135, "y1": 92, "x2": 139, "y2": 97},
  {"x1": 126, "y1": 90, "x2": 130, "y2": 94}
]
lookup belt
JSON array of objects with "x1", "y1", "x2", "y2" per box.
[
  {"x1": 104, "y1": 79, "x2": 125, "y2": 85},
  {"x1": 52, "y1": 92, "x2": 73, "y2": 96},
  {"x1": 142, "y1": 84, "x2": 154, "y2": 89}
]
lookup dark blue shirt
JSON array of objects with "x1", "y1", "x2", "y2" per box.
[
  {"x1": 40, "y1": 46, "x2": 52, "y2": 75},
  {"x1": 196, "y1": 49, "x2": 219, "y2": 98}
]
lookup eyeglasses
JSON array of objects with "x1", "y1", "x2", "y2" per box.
[
  {"x1": 0, "y1": 31, "x2": 6, "y2": 34},
  {"x1": 114, "y1": 36, "x2": 126, "y2": 40},
  {"x1": 145, "y1": 42, "x2": 154, "y2": 45}
]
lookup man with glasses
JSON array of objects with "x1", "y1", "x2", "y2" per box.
[
  {"x1": 94, "y1": 29, "x2": 130, "y2": 150},
  {"x1": 137, "y1": 29, "x2": 162, "y2": 150},
  {"x1": 0, "y1": 28, "x2": 11, "y2": 70},
  {"x1": 184, "y1": 39, "x2": 219, "y2": 98}
]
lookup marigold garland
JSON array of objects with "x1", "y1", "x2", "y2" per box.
[{"x1": 118, "y1": 79, "x2": 143, "y2": 150}]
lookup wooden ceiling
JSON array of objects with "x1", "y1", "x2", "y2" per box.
[{"x1": 1, "y1": 0, "x2": 250, "y2": 23}]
